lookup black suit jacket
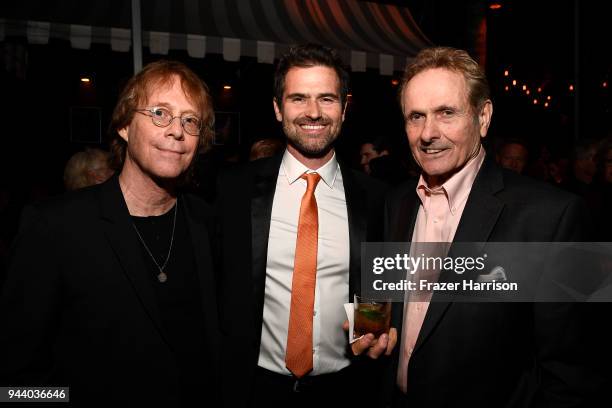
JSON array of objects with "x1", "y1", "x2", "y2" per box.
[
  {"x1": 0, "y1": 177, "x2": 219, "y2": 407},
  {"x1": 383, "y1": 157, "x2": 604, "y2": 407},
  {"x1": 215, "y1": 153, "x2": 387, "y2": 407}
]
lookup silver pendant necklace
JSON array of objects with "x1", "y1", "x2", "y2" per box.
[{"x1": 131, "y1": 198, "x2": 178, "y2": 283}]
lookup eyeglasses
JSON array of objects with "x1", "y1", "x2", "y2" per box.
[{"x1": 135, "y1": 106, "x2": 202, "y2": 136}]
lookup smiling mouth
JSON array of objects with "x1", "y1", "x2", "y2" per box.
[
  {"x1": 421, "y1": 148, "x2": 447, "y2": 155},
  {"x1": 299, "y1": 124, "x2": 327, "y2": 131},
  {"x1": 158, "y1": 148, "x2": 183, "y2": 155}
]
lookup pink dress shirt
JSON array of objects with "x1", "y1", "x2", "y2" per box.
[{"x1": 396, "y1": 147, "x2": 486, "y2": 393}]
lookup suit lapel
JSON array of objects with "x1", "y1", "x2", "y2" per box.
[
  {"x1": 251, "y1": 154, "x2": 283, "y2": 333},
  {"x1": 383, "y1": 184, "x2": 420, "y2": 394},
  {"x1": 182, "y1": 197, "x2": 219, "y2": 350},
  {"x1": 388, "y1": 185, "x2": 420, "y2": 243},
  {"x1": 96, "y1": 177, "x2": 171, "y2": 347},
  {"x1": 452, "y1": 158, "x2": 505, "y2": 244},
  {"x1": 340, "y1": 164, "x2": 367, "y2": 301},
  {"x1": 413, "y1": 158, "x2": 505, "y2": 354},
  {"x1": 387, "y1": 185, "x2": 420, "y2": 333}
]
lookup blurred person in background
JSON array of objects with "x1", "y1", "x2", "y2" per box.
[
  {"x1": 359, "y1": 136, "x2": 411, "y2": 185},
  {"x1": 496, "y1": 138, "x2": 529, "y2": 174},
  {"x1": 564, "y1": 139, "x2": 599, "y2": 197},
  {"x1": 359, "y1": 137, "x2": 390, "y2": 175},
  {"x1": 249, "y1": 138, "x2": 286, "y2": 161},
  {"x1": 547, "y1": 152, "x2": 571, "y2": 186},
  {"x1": 63, "y1": 147, "x2": 114, "y2": 191}
]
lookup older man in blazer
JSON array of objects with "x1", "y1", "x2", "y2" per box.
[
  {"x1": 0, "y1": 61, "x2": 219, "y2": 407},
  {"x1": 215, "y1": 44, "x2": 389, "y2": 408},
  {"x1": 384, "y1": 47, "x2": 603, "y2": 407}
]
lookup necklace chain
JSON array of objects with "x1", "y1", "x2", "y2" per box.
[{"x1": 131, "y1": 199, "x2": 178, "y2": 283}]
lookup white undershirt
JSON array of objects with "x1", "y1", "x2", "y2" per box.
[{"x1": 257, "y1": 149, "x2": 351, "y2": 375}]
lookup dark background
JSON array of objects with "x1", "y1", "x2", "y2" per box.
[{"x1": 0, "y1": 0, "x2": 609, "y2": 198}]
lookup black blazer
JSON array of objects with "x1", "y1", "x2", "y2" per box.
[
  {"x1": 214, "y1": 153, "x2": 387, "y2": 407},
  {"x1": 383, "y1": 157, "x2": 604, "y2": 407},
  {"x1": 0, "y1": 177, "x2": 219, "y2": 407}
]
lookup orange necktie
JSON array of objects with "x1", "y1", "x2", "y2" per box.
[{"x1": 286, "y1": 172, "x2": 321, "y2": 378}]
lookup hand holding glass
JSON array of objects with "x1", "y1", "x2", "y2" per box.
[{"x1": 353, "y1": 295, "x2": 391, "y2": 339}]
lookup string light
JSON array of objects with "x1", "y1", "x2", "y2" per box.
[
  {"x1": 499, "y1": 66, "x2": 595, "y2": 113},
  {"x1": 80, "y1": 77, "x2": 91, "y2": 83},
  {"x1": 223, "y1": 85, "x2": 232, "y2": 90}
]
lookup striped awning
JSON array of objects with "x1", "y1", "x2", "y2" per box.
[{"x1": 1, "y1": 0, "x2": 433, "y2": 75}]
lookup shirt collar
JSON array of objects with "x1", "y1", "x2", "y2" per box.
[
  {"x1": 416, "y1": 146, "x2": 486, "y2": 215},
  {"x1": 281, "y1": 149, "x2": 339, "y2": 189}
]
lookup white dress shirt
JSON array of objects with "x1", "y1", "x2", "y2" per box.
[{"x1": 258, "y1": 149, "x2": 351, "y2": 375}]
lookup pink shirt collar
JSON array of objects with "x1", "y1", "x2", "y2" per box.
[{"x1": 416, "y1": 146, "x2": 486, "y2": 215}]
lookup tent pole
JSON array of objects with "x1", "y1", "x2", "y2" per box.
[{"x1": 131, "y1": 0, "x2": 143, "y2": 73}]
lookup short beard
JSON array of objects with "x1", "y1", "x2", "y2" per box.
[{"x1": 286, "y1": 137, "x2": 335, "y2": 159}]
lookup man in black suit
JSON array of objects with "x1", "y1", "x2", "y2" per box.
[
  {"x1": 0, "y1": 61, "x2": 219, "y2": 407},
  {"x1": 384, "y1": 47, "x2": 602, "y2": 407},
  {"x1": 215, "y1": 44, "x2": 391, "y2": 407}
]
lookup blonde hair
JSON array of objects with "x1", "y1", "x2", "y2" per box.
[
  {"x1": 63, "y1": 148, "x2": 110, "y2": 191},
  {"x1": 400, "y1": 47, "x2": 490, "y2": 112}
]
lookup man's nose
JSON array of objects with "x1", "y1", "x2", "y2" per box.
[
  {"x1": 304, "y1": 100, "x2": 322, "y2": 119},
  {"x1": 419, "y1": 117, "x2": 439, "y2": 142},
  {"x1": 167, "y1": 116, "x2": 185, "y2": 140}
]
